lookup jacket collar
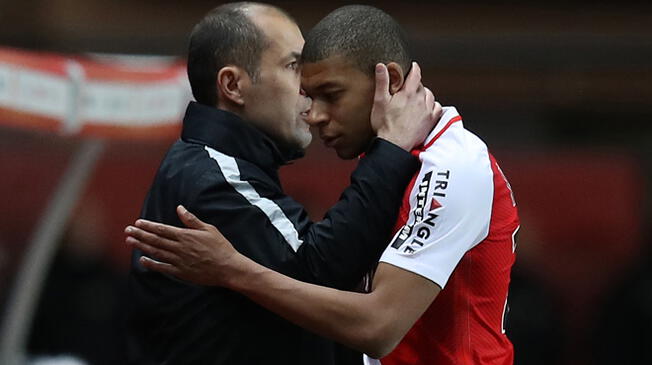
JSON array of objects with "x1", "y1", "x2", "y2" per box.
[{"x1": 181, "y1": 102, "x2": 302, "y2": 173}]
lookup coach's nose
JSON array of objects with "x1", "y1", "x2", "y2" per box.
[{"x1": 306, "y1": 99, "x2": 329, "y2": 127}]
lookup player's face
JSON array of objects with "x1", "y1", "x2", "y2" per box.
[
  {"x1": 242, "y1": 11, "x2": 312, "y2": 152},
  {"x1": 301, "y1": 56, "x2": 375, "y2": 160}
]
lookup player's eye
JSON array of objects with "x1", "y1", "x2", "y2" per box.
[{"x1": 324, "y1": 91, "x2": 342, "y2": 103}]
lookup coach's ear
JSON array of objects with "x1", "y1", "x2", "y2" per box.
[
  {"x1": 216, "y1": 66, "x2": 247, "y2": 106},
  {"x1": 386, "y1": 62, "x2": 405, "y2": 95}
]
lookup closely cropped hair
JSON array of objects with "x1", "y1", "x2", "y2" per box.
[
  {"x1": 187, "y1": 2, "x2": 271, "y2": 107},
  {"x1": 302, "y1": 5, "x2": 411, "y2": 76}
]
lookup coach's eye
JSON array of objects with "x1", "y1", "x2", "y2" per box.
[{"x1": 287, "y1": 61, "x2": 299, "y2": 71}]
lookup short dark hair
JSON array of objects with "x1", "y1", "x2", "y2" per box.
[
  {"x1": 302, "y1": 5, "x2": 411, "y2": 76},
  {"x1": 187, "y1": 2, "x2": 284, "y2": 107}
]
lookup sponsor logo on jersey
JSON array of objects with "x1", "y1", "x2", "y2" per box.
[
  {"x1": 391, "y1": 172, "x2": 432, "y2": 249},
  {"x1": 391, "y1": 170, "x2": 449, "y2": 254},
  {"x1": 432, "y1": 170, "x2": 450, "y2": 197}
]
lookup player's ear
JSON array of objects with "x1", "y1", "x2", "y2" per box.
[
  {"x1": 216, "y1": 66, "x2": 249, "y2": 106},
  {"x1": 386, "y1": 62, "x2": 405, "y2": 95}
]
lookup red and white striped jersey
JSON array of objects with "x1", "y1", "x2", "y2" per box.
[{"x1": 365, "y1": 107, "x2": 520, "y2": 365}]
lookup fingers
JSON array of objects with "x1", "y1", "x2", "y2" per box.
[
  {"x1": 423, "y1": 87, "x2": 442, "y2": 124},
  {"x1": 125, "y1": 225, "x2": 179, "y2": 252},
  {"x1": 432, "y1": 101, "x2": 443, "y2": 121},
  {"x1": 424, "y1": 87, "x2": 435, "y2": 114},
  {"x1": 373, "y1": 63, "x2": 390, "y2": 106},
  {"x1": 403, "y1": 62, "x2": 422, "y2": 94},
  {"x1": 134, "y1": 219, "x2": 182, "y2": 241},
  {"x1": 176, "y1": 205, "x2": 206, "y2": 230},
  {"x1": 140, "y1": 256, "x2": 180, "y2": 276},
  {"x1": 128, "y1": 236, "x2": 179, "y2": 266}
]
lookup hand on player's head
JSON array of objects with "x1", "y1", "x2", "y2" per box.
[{"x1": 372, "y1": 62, "x2": 441, "y2": 151}]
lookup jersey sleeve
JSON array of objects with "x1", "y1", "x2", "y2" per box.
[{"x1": 378, "y1": 136, "x2": 495, "y2": 289}]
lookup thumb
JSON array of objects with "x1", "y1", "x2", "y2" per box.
[
  {"x1": 373, "y1": 63, "x2": 390, "y2": 105},
  {"x1": 177, "y1": 205, "x2": 205, "y2": 229}
]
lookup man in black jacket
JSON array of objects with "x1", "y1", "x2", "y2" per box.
[{"x1": 126, "y1": 3, "x2": 439, "y2": 364}]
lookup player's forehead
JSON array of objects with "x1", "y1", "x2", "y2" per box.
[{"x1": 301, "y1": 55, "x2": 364, "y2": 92}]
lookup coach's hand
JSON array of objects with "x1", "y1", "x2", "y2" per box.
[
  {"x1": 125, "y1": 205, "x2": 243, "y2": 287},
  {"x1": 372, "y1": 62, "x2": 442, "y2": 151}
]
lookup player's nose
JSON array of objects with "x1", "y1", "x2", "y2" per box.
[{"x1": 305, "y1": 100, "x2": 329, "y2": 127}]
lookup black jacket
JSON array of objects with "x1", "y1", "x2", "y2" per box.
[{"x1": 127, "y1": 102, "x2": 419, "y2": 365}]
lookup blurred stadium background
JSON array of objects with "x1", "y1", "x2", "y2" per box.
[{"x1": 0, "y1": 0, "x2": 650, "y2": 364}]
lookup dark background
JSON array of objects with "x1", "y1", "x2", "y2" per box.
[{"x1": 0, "y1": 1, "x2": 650, "y2": 364}]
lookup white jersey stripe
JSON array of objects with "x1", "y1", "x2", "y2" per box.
[
  {"x1": 364, "y1": 356, "x2": 381, "y2": 365},
  {"x1": 204, "y1": 146, "x2": 304, "y2": 252}
]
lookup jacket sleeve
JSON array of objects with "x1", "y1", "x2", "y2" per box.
[
  {"x1": 294, "y1": 138, "x2": 420, "y2": 289},
  {"x1": 187, "y1": 138, "x2": 419, "y2": 290}
]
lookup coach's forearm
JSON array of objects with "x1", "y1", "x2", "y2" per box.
[
  {"x1": 224, "y1": 254, "x2": 394, "y2": 357},
  {"x1": 297, "y1": 138, "x2": 419, "y2": 290}
]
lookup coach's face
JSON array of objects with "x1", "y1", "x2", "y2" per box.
[
  {"x1": 301, "y1": 56, "x2": 375, "y2": 160},
  {"x1": 241, "y1": 9, "x2": 312, "y2": 153}
]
